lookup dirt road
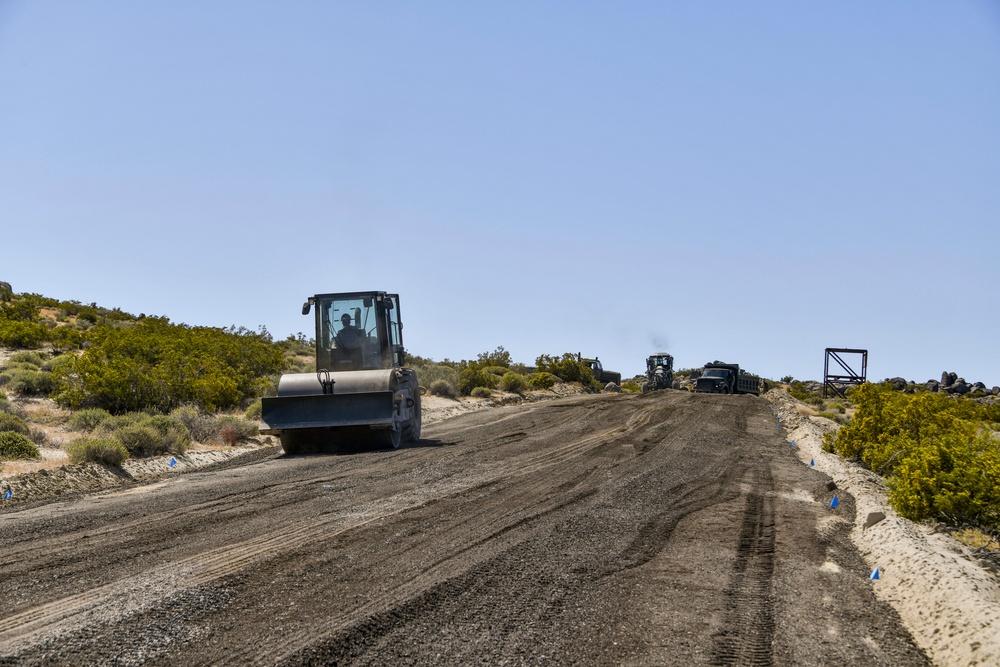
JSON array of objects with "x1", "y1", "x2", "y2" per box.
[{"x1": 0, "y1": 391, "x2": 928, "y2": 665}]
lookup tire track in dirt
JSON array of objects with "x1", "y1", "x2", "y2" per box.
[
  {"x1": 710, "y1": 463, "x2": 777, "y2": 666},
  {"x1": 0, "y1": 396, "x2": 663, "y2": 659}
]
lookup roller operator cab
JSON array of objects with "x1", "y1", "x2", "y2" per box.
[{"x1": 260, "y1": 291, "x2": 421, "y2": 453}]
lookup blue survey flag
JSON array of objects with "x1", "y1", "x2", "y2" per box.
[
  {"x1": 810, "y1": 459, "x2": 815, "y2": 467},
  {"x1": 870, "y1": 567, "x2": 880, "y2": 580},
  {"x1": 830, "y1": 495, "x2": 840, "y2": 509},
  {"x1": 169, "y1": 458, "x2": 176, "y2": 468},
  {"x1": 3, "y1": 489, "x2": 11, "y2": 501}
]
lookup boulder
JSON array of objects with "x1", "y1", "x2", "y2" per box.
[
  {"x1": 941, "y1": 371, "x2": 956, "y2": 387},
  {"x1": 886, "y1": 377, "x2": 908, "y2": 391},
  {"x1": 949, "y1": 381, "x2": 971, "y2": 395},
  {"x1": 925, "y1": 380, "x2": 940, "y2": 393},
  {"x1": 992, "y1": 387, "x2": 1000, "y2": 396}
]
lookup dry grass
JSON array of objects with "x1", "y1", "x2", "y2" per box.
[
  {"x1": 952, "y1": 528, "x2": 1000, "y2": 551},
  {"x1": 21, "y1": 398, "x2": 71, "y2": 425}
]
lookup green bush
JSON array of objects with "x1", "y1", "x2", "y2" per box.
[
  {"x1": 470, "y1": 386, "x2": 492, "y2": 399},
  {"x1": 0, "y1": 367, "x2": 55, "y2": 395},
  {"x1": 499, "y1": 372, "x2": 527, "y2": 393},
  {"x1": 528, "y1": 372, "x2": 557, "y2": 390},
  {"x1": 825, "y1": 382, "x2": 1000, "y2": 532},
  {"x1": 114, "y1": 424, "x2": 166, "y2": 457},
  {"x1": 0, "y1": 320, "x2": 48, "y2": 347},
  {"x1": 41, "y1": 354, "x2": 75, "y2": 373},
  {"x1": 622, "y1": 380, "x2": 641, "y2": 393},
  {"x1": 67, "y1": 408, "x2": 113, "y2": 432},
  {"x1": 0, "y1": 431, "x2": 40, "y2": 460},
  {"x1": 66, "y1": 437, "x2": 129, "y2": 465},
  {"x1": 416, "y1": 364, "x2": 460, "y2": 391},
  {"x1": 143, "y1": 415, "x2": 191, "y2": 454},
  {"x1": 429, "y1": 379, "x2": 458, "y2": 399},
  {"x1": 96, "y1": 412, "x2": 191, "y2": 456},
  {"x1": 482, "y1": 365, "x2": 510, "y2": 377},
  {"x1": 52, "y1": 317, "x2": 284, "y2": 413},
  {"x1": 244, "y1": 399, "x2": 263, "y2": 421},
  {"x1": 459, "y1": 368, "x2": 497, "y2": 395},
  {"x1": 169, "y1": 406, "x2": 217, "y2": 442},
  {"x1": 0, "y1": 412, "x2": 30, "y2": 435},
  {"x1": 8, "y1": 351, "x2": 44, "y2": 367},
  {"x1": 534, "y1": 353, "x2": 599, "y2": 390}
]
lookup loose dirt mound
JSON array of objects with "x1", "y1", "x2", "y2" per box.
[{"x1": 765, "y1": 388, "x2": 1000, "y2": 667}]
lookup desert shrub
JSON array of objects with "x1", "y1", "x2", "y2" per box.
[
  {"x1": 499, "y1": 372, "x2": 528, "y2": 393},
  {"x1": 28, "y1": 428, "x2": 48, "y2": 446},
  {"x1": 429, "y1": 379, "x2": 458, "y2": 399},
  {"x1": 0, "y1": 412, "x2": 30, "y2": 435},
  {"x1": 67, "y1": 408, "x2": 113, "y2": 432},
  {"x1": 0, "y1": 320, "x2": 48, "y2": 348},
  {"x1": 96, "y1": 412, "x2": 191, "y2": 456},
  {"x1": 244, "y1": 400, "x2": 263, "y2": 421},
  {"x1": 816, "y1": 411, "x2": 846, "y2": 424},
  {"x1": 459, "y1": 368, "x2": 497, "y2": 395},
  {"x1": 214, "y1": 415, "x2": 257, "y2": 445},
  {"x1": 114, "y1": 424, "x2": 167, "y2": 457},
  {"x1": 528, "y1": 372, "x2": 557, "y2": 390},
  {"x1": 825, "y1": 382, "x2": 1000, "y2": 532},
  {"x1": 169, "y1": 406, "x2": 217, "y2": 442},
  {"x1": 534, "y1": 353, "x2": 599, "y2": 390},
  {"x1": 473, "y1": 346, "x2": 512, "y2": 369},
  {"x1": 482, "y1": 365, "x2": 510, "y2": 377},
  {"x1": 621, "y1": 380, "x2": 642, "y2": 393},
  {"x1": 0, "y1": 367, "x2": 55, "y2": 395},
  {"x1": 66, "y1": 437, "x2": 129, "y2": 465},
  {"x1": 470, "y1": 386, "x2": 492, "y2": 399},
  {"x1": 142, "y1": 415, "x2": 191, "y2": 454},
  {"x1": 0, "y1": 431, "x2": 40, "y2": 460},
  {"x1": 41, "y1": 354, "x2": 75, "y2": 372},
  {"x1": 8, "y1": 351, "x2": 44, "y2": 367},
  {"x1": 52, "y1": 317, "x2": 284, "y2": 413},
  {"x1": 0, "y1": 397, "x2": 24, "y2": 418},
  {"x1": 416, "y1": 364, "x2": 460, "y2": 390}
]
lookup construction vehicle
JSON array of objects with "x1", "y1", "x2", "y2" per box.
[
  {"x1": 695, "y1": 361, "x2": 760, "y2": 395},
  {"x1": 260, "y1": 291, "x2": 420, "y2": 453},
  {"x1": 642, "y1": 353, "x2": 675, "y2": 392},
  {"x1": 577, "y1": 354, "x2": 622, "y2": 386}
]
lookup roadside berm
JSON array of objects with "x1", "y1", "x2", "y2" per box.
[{"x1": 765, "y1": 388, "x2": 1000, "y2": 667}]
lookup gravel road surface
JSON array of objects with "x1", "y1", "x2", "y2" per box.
[{"x1": 0, "y1": 391, "x2": 929, "y2": 665}]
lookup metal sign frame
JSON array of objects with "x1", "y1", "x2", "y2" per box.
[{"x1": 824, "y1": 348, "x2": 868, "y2": 398}]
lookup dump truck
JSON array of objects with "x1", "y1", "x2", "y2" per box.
[
  {"x1": 695, "y1": 361, "x2": 760, "y2": 395},
  {"x1": 260, "y1": 291, "x2": 421, "y2": 453},
  {"x1": 642, "y1": 353, "x2": 675, "y2": 392},
  {"x1": 577, "y1": 354, "x2": 622, "y2": 386}
]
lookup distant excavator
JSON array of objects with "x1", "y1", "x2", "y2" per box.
[{"x1": 260, "y1": 291, "x2": 421, "y2": 453}]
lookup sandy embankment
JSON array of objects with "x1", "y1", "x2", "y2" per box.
[{"x1": 764, "y1": 389, "x2": 1000, "y2": 667}]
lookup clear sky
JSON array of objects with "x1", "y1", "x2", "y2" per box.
[{"x1": 2, "y1": 1, "x2": 998, "y2": 385}]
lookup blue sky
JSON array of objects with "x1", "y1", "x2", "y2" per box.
[{"x1": 2, "y1": 1, "x2": 998, "y2": 384}]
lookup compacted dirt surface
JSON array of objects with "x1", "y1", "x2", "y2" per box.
[{"x1": 0, "y1": 391, "x2": 930, "y2": 666}]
